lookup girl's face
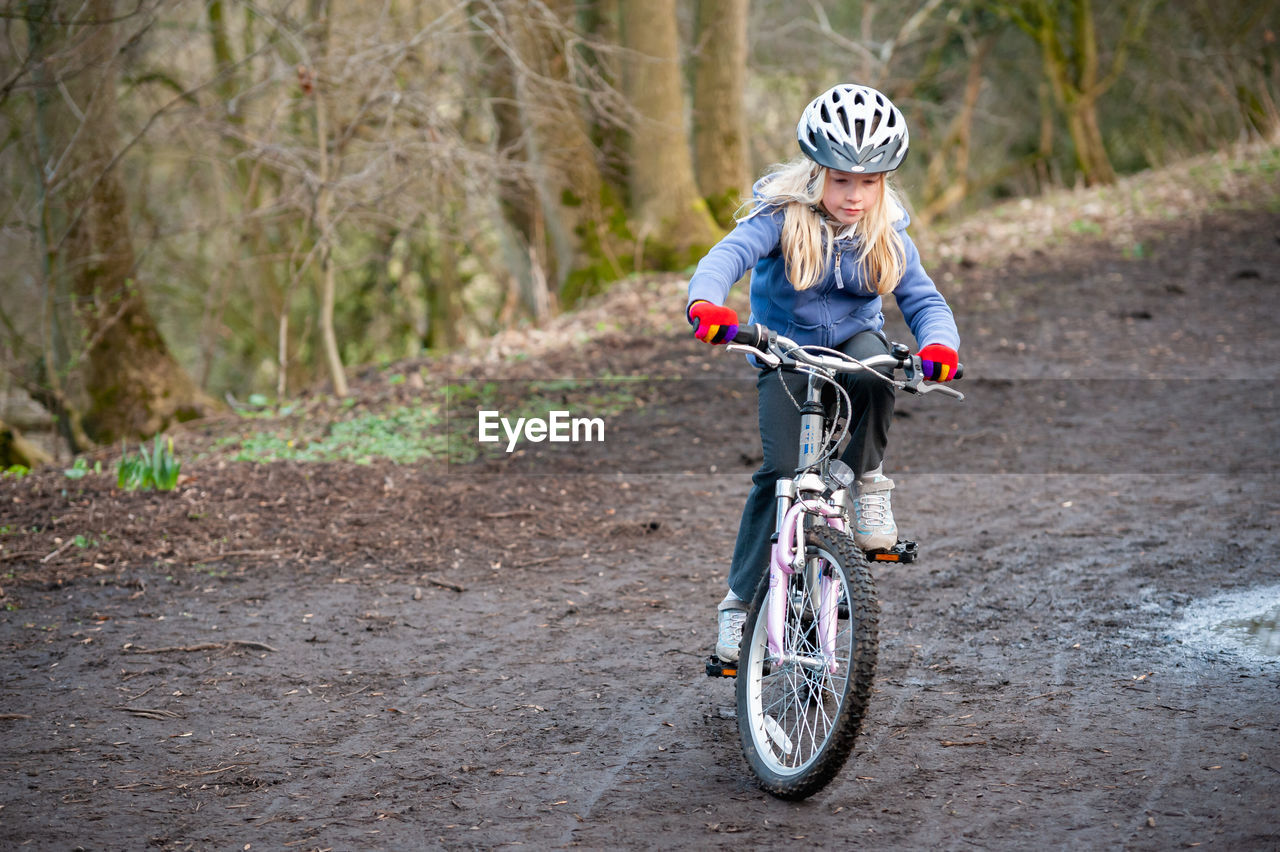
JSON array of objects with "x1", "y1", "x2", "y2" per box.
[{"x1": 821, "y1": 170, "x2": 882, "y2": 225}]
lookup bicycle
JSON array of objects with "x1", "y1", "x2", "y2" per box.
[{"x1": 705, "y1": 323, "x2": 963, "y2": 799}]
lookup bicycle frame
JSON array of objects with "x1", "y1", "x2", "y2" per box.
[
  {"x1": 766, "y1": 371, "x2": 850, "y2": 673},
  {"x1": 728, "y1": 327, "x2": 960, "y2": 679},
  {"x1": 716, "y1": 323, "x2": 962, "y2": 797}
]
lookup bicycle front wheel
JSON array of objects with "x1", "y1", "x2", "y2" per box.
[{"x1": 735, "y1": 524, "x2": 879, "y2": 799}]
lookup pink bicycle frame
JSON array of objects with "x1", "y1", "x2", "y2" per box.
[{"x1": 767, "y1": 496, "x2": 847, "y2": 673}]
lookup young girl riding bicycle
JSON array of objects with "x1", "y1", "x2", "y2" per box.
[{"x1": 684, "y1": 84, "x2": 961, "y2": 663}]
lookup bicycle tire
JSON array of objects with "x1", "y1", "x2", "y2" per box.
[{"x1": 735, "y1": 524, "x2": 879, "y2": 799}]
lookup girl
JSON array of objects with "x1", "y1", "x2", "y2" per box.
[{"x1": 684, "y1": 84, "x2": 961, "y2": 663}]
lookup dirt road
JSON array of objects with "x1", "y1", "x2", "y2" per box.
[{"x1": 2, "y1": 208, "x2": 1278, "y2": 850}]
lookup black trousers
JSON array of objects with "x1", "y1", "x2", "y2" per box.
[{"x1": 726, "y1": 330, "x2": 896, "y2": 601}]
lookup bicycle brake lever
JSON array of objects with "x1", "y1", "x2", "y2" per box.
[
  {"x1": 726, "y1": 343, "x2": 782, "y2": 368},
  {"x1": 900, "y1": 356, "x2": 965, "y2": 400},
  {"x1": 918, "y1": 383, "x2": 965, "y2": 400}
]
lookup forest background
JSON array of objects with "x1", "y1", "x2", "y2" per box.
[{"x1": 1, "y1": 0, "x2": 1277, "y2": 462}]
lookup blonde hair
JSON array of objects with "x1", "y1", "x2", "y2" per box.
[{"x1": 740, "y1": 158, "x2": 906, "y2": 295}]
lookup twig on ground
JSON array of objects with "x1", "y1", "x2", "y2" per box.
[
  {"x1": 510, "y1": 556, "x2": 560, "y2": 568},
  {"x1": 40, "y1": 540, "x2": 76, "y2": 563},
  {"x1": 116, "y1": 707, "x2": 183, "y2": 720},
  {"x1": 125, "y1": 640, "x2": 278, "y2": 654},
  {"x1": 420, "y1": 575, "x2": 465, "y2": 593},
  {"x1": 183, "y1": 762, "x2": 259, "y2": 777},
  {"x1": 215, "y1": 548, "x2": 286, "y2": 559},
  {"x1": 1026, "y1": 691, "x2": 1072, "y2": 701},
  {"x1": 0, "y1": 551, "x2": 44, "y2": 563}
]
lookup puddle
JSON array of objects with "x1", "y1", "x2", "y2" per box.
[{"x1": 1174, "y1": 584, "x2": 1280, "y2": 665}]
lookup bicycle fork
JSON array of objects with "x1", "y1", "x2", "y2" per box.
[{"x1": 768, "y1": 480, "x2": 848, "y2": 674}]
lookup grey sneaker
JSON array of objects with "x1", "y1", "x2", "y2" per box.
[
  {"x1": 716, "y1": 599, "x2": 748, "y2": 663},
  {"x1": 854, "y1": 472, "x2": 897, "y2": 551}
]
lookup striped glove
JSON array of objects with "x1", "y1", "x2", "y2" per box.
[
  {"x1": 687, "y1": 300, "x2": 739, "y2": 345},
  {"x1": 917, "y1": 343, "x2": 959, "y2": 382}
]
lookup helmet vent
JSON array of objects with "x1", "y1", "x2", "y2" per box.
[
  {"x1": 853, "y1": 118, "x2": 865, "y2": 145},
  {"x1": 869, "y1": 111, "x2": 882, "y2": 136}
]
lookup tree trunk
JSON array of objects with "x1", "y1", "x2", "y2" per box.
[
  {"x1": 1065, "y1": 94, "x2": 1116, "y2": 185},
  {"x1": 692, "y1": 0, "x2": 750, "y2": 228},
  {"x1": 424, "y1": 199, "x2": 464, "y2": 350},
  {"x1": 1010, "y1": 0, "x2": 1151, "y2": 187},
  {"x1": 479, "y1": 46, "x2": 549, "y2": 324},
  {"x1": 56, "y1": 0, "x2": 215, "y2": 443},
  {"x1": 620, "y1": 0, "x2": 720, "y2": 268},
  {"x1": 495, "y1": 0, "x2": 623, "y2": 307},
  {"x1": 0, "y1": 419, "x2": 53, "y2": 470},
  {"x1": 1062, "y1": 0, "x2": 1115, "y2": 184},
  {"x1": 26, "y1": 0, "x2": 81, "y2": 452},
  {"x1": 206, "y1": 0, "x2": 290, "y2": 393},
  {"x1": 306, "y1": 0, "x2": 349, "y2": 397},
  {"x1": 919, "y1": 33, "x2": 995, "y2": 224}
]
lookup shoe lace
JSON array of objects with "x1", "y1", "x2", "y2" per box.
[
  {"x1": 719, "y1": 609, "x2": 746, "y2": 642},
  {"x1": 857, "y1": 491, "x2": 891, "y2": 528}
]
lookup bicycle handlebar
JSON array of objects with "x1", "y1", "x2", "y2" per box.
[{"x1": 727, "y1": 323, "x2": 965, "y2": 399}]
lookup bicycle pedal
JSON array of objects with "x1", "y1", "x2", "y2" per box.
[
  {"x1": 866, "y1": 540, "x2": 918, "y2": 563},
  {"x1": 706, "y1": 655, "x2": 738, "y2": 678}
]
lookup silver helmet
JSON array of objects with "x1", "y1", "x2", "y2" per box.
[{"x1": 797, "y1": 84, "x2": 909, "y2": 173}]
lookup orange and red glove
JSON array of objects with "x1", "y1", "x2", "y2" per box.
[
  {"x1": 917, "y1": 343, "x2": 959, "y2": 382},
  {"x1": 687, "y1": 300, "x2": 739, "y2": 344}
]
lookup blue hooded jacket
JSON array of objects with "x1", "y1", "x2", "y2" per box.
[{"x1": 686, "y1": 183, "x2": 960, "y2": 353}]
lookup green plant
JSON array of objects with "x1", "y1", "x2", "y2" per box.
[
  {"x1": 63, "y1": 458, "x2": 90, "y2": 480},
  {"x1": 1068, "y1": 219, "x2": 1103, "y2": 236},
  {"x1": 2, "y1": 465, "x2": 30, "y2": 478},
  {"x1": 117, "y1": 436, "x2": 181, "y2": 491},
  {"x1": 222, "y1": 404, "x2": 448, "y2": 464}
]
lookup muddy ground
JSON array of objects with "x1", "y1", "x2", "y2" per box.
[{"x1": 2, "y1": 205, "x2": 1279, "y2": 850}]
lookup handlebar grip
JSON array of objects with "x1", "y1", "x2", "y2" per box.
[
  {"x1": 731, "y1": 323, "x2": 768, "y2": 350},
  {"x1": 954, "y1": 363, "x2": 964, "y2": 381}
]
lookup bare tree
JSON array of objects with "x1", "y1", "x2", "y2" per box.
[
  {"x1": 693, "y1": 0, "x2": 750, "y2": 227},
  {"x1": 475, "y1": 0, "x2": 627, "y2": 308},
  {"x1": 1002, "y1": 0, "x2": 1155, "y2": 186},
  {"x1": 917, "y1": 31, "x2": 997, "y2": 223},
  {"x1": 26, "y1": 0, "x2": 215, "y2": 444},
  {"x1": 619, "y1": 0, "x2": 719, "y2": 266}
]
